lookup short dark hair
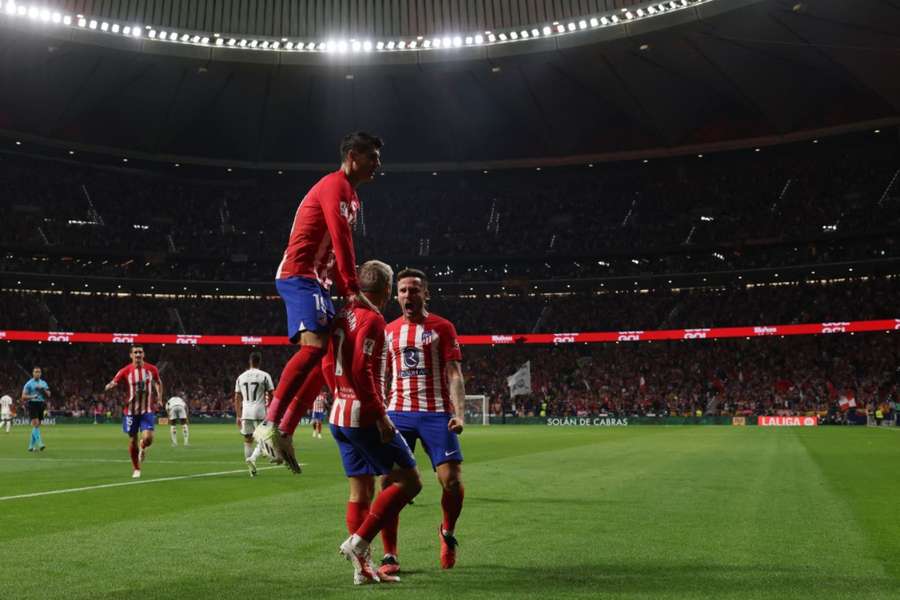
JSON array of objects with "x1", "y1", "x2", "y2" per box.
[
  {"x1": 130, "y1": 345, "x2": 143, "y2": 352},
  {"x1": 340, "y1": 131, "x2": 383, "y2": 162},
  {"x1": 397, "y1": 268, "x2": 428, "y2": 289},
  {"x1": 249, "y1": 352, "x2": 262, "y2": 366}
]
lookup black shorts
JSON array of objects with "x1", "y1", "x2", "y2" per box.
[{"x1": 28, "y1": 401, "x2": 45, "y2": 421}]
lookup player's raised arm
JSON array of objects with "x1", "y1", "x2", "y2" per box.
[{"x1": 320, "y1": 177, "x2": 360, "y2": 298}]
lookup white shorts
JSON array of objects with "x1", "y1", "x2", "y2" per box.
[
  {"x1": 241, "y1": 419, "x2": 262, "y2": 436},
  {"x1": 168, "y1": 406, "x2": 188, "y2": 421},
  {"x1": 1, "y1": 412, "x2": 11, "y2": 421}
]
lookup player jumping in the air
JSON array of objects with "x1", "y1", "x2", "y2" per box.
[
  {"x1": 324, "y1": 260, "x2": 422, "y2": 585},
  {"x1": 105, "y1": 346, "x2": 163, "y2": 479},
  {"x1": 254, "y1": 131, "x2": 383, "y2": 473},
  {"x1": 235, "y1": 352, "x2": 275, "y2": 477},
  {"x1": 1, "y1": 393, "x2": 13, "y2": 433},
  {"x1": 22, "y1": 367, "x2": 50, "y2": 451},
  {"x1": 378, "y1": 268, "x2": 467, "y2": 575},
  {"x1": 165, "y1": 394, "x2": 190, "y2": 446},
  {"x1": 311, "y1": 388, "x2": 327, "y2": 439}
]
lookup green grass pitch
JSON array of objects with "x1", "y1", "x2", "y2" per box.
[{"x1": 1, "y1": 424, "x2": 898, "y2": 599}]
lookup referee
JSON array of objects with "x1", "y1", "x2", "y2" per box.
[{"x1": 21, "y1": 367, "x2": 50, "y2": 452}]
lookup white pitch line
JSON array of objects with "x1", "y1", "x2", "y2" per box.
[
  {"x1": 0, "y1": 466, "x2": 287, "y2": 502},
  {"x1": 0, "y1": 457, "x2": 253, "y2": 465}
]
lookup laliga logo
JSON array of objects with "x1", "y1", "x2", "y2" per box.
[
  {"x1": 176, "y1": 335, "x2": 202, "y2": 345},
  {"x1": 753, "y1": 326, "x2": 777, "y2": 335},
  {"x1": 491, "y1": 335, "x2": 514, "y2": 344},
  {"x1": 553, "y1": 333, "x2": 577, "y2": 344},
  {"x1": 683, "y1": 329, "x2": 710, "y2": 339},
  {"x1": 112, "y1": 334, "x2": 137, "y2": 344},
  {"x1": 47, "y1": 331, "x2": 73, "y2": 342},
  {"x1": 821, "y1": 322, "x2": 850, "y2": 334},
  {"x1": 241, "y1": 336, "x2": 263, "y2": 345},
  {"x1": 803, "y1": 417, "x2": 815, "y2": 427},
  {"x1": 617, "y1": 331, "x2": 643, "y2": 342}
]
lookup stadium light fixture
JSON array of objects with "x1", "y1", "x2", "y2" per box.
[{"x1": 3, "y1": 0, "x2": 707, "y2": 55}]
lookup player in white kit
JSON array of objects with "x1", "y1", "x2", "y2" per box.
[
  {"x1": 1, "y1": 394, "x2": 13, "y2": 433},
  {"x1": 234, "y1": 352, "x2": 275, "y2": 477},
  {"x1": 166, "y1": 395, "x2": 190, "y2": 446}
]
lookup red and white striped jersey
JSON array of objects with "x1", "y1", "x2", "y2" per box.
[
  {"x1": 313, "y1": 393, "x2": 326, "y2": 414},
  {"x1": 275, "y1": 170, "x2": 360, "y2": 296},
  {"x1": 323, "y1": 302, "x2": 388, "y2": 428},
  {"x1": 385, "y1": 313, "x2": 462, "y2": 413},
  {"x1": 111, "y1": 363, "x2": 161, "y2": 415}
]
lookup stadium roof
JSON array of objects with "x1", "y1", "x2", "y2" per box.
[{"x1": 0, "y1": 0, "x2": 898, "y2": 169}]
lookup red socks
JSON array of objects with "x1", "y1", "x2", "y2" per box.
[
  {"x1": 356, "y1": 484, "x2": 412, "y2": 543},
  {"x1": 380, "y1": 511, "x2": 399, "y2": 556},
  {"x1": 346, "y1": 501, "x2": 370, "y2": 535},
  {"x1": 129, "y1": 443, "x2": 140, "y2": 470},
  {"x1": 266, "y1": 345, "x2": 327, "y2": 424},
  {"x1": 441, "y1": 483, "x2": 465, "y2": 533},
  {"x1": 279, "y1": 364, "x2": 325, "y2": 435}
]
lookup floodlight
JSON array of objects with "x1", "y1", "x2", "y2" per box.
[
  {"x1": 89, "y1": 19, "x2": 97, "y2": 29},
  {"x1": 100, "y1": 21, "x2": 109, "y2": 31},
  {"x1": 422, "y1": 39, "x2": 431, "y2": 48},
  {"x1": 363, "y1": 40, "x2": 372, "y2": 51},
  {"x1": 542, "y1": 26, "x2": 551, "y2": 35},
  {"x1": 453, "y1": 36, "x2": 462, "y2": 46},
  {"x1": 556, "y1": 24, "x2": 565, "y2": 33},
  {"x1": 590, "y1": 17, "x2": 599, "y2": 26},
  {"x1": 498, "y1": 33, "x2": 507, "y2": 41}
]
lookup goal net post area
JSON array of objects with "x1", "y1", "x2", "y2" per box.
[{"x1": 464, "y1": 394, "x2": 489, "y2": 426}]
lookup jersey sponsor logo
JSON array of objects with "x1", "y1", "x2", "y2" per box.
[
  {"x1": 821, "y1": 322, "x2": 850, "y2": 334},
  {"x1": 753, "y1": 326, "x2": 778, "y2": 335},
  {"x1": 553, "y1": 333, "x2": 578, "y2": 344},
  {"x1": 683, "y1": 328, "x2": 710, "y2": 339},
  {"x1": 490, "y1": 335, "x2": 514, "y2": 344},
  {"x1": 176, "y1": 335, "x2": 202, "y2": 345},
  {"x1": 240, "y1": 336, "x2": 263, "y2": 345},
  {"x1": 400, "y1": 346, "x2": 428, "y2": 378},
  {"x1": 112, "y1": 333, "x2": 137, "y2": 344},
  {"x1": 47, "y1": 331, "x2": 73, "y2": 342},
  {"x1": 617, "y1": 331, "x2": 643, "y2": 342}
]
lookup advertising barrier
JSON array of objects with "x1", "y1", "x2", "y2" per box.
[
  {"x1": 758, "y1": 416, "x2": 819, "y2": 427},
  {"x1": 0, "y1": 318, "x2": 897, "y2": 346}
]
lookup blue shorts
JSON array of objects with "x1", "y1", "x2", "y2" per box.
[
  {"x1": 122, "y1": 413, "x2": 155, "y2": 436},
  {"x1": 312, "y1": 411, "x2": 325, "y2": 422},
  {"x1": 388, "y1": 411, "x2": 463, "y2": 470},
  {"x1": 276, "y1": 276, "x2": 335, "y2": 342},
  {"x1": 330, "y1": 424, "x2": 417, "y2": 477}
]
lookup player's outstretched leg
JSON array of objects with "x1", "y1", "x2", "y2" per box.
[
  {"x1": 267, "y1": 364, "x2": 325, "y2": 474},
  {"x1": 378, "y1": 475, "x2": 401, "y2": 577},
  {"x1": 182, "y1": 424, "x2": 189, "y2": 445},
  {"x1": 437, "y1": 461, "x2": 464, "y2": 569},
  {"x1": 343, "y1": 469, "x2": 422, "y2": 584},
  {"x1": 129, "y1": 437, "x2": 141, "y2": 478}
]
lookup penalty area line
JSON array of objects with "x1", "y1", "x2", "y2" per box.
[{"x1": 0, "y1": 465, "x2": 290, "y2": 502}]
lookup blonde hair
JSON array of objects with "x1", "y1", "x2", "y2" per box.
[{"x1": 358, "y1": 260, "x2": 394, "y2": 294}]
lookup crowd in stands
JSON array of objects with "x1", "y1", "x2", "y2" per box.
[
  {"x1": 1, "y1": 132, "x2": 898, "y2": 422},
  {"x1": 0, "y1": 333, "x2": 896, "y2": 422},
  {"x1": 2, "y1": 132, "x2": 898, "y2": 283},
  {"x1": 2, "y1": 276, "x2": 897, "y2": 336}
]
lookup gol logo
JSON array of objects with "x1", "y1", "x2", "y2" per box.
[{"x1": 617, "y1": 331, "x2": 643, "y2": 342}]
